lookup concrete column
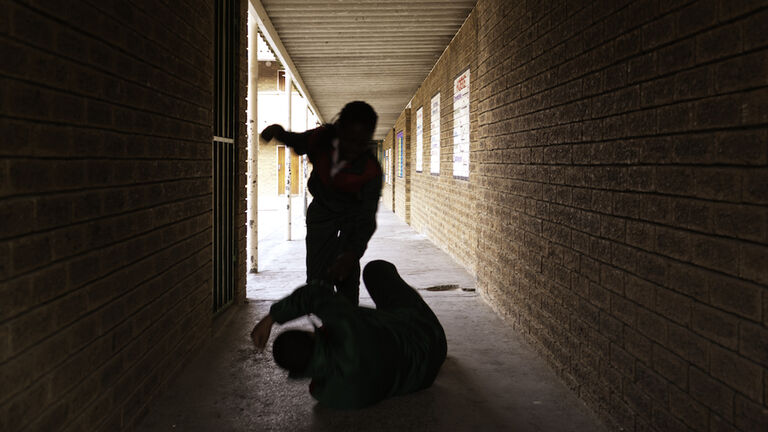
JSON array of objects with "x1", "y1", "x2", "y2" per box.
[
  {"x1": 246, "y1": 13, "x2": 258, "y2": 273},
  {"x1": 284, "y1": 72, "x2": 292, "y2": 241}
]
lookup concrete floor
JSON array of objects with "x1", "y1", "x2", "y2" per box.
[{"x1": 136, "y1": 207, "x2": 607, "y2": 432}]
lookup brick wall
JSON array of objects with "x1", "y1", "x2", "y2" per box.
[
  {"x1": 384, "y1": 0, "x2": 768, "y2": 429},
  {"x1": 394, "y1": 109, "x2": 412, "y2": 223},
  {"x1": 408, "y1": 11, "x2": 479, "y2": 275},
  {"x1": 0, "y1": 0, "x2": 248, "y2": 430},
  {"x1": 472, "y1": 0, "x2": 768, "y2": 431}
]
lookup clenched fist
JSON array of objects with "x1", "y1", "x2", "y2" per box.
[{"x1": 260, "y1": 124, "x2": 285, "y2": 143}]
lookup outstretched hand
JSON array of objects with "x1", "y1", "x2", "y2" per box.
[
  {"x1": 260, "y1": 124, "x2": 285, "y2": 143},
  {"x1": 251, "y1": 314, "x2": 274, "y2": 350}
]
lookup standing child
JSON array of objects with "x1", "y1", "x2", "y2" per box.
[{"x1": 260, "y1": 101, "x2": 382, "y2": 305}]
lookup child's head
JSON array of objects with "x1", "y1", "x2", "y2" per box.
[
  {"x1": 336, "y1": 101, "x2": 377, "y2": 158},
  {"x1": 273, "y1": 330, "x2": 315, "y2": 379}
]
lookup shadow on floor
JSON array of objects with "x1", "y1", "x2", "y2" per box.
[{"x1": 136, "y1": 209, "x2": 606, "y2": 432}]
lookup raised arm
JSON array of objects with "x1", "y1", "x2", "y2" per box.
[{"x1": 260, "y1": 124, "x2": 313, "y2": 155}]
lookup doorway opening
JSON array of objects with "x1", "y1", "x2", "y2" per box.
[{"x1": 246, "y1": 15, "x2": 320, "y2": 300}]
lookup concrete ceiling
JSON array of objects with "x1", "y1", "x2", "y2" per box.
[{"x1": 259, "y1": 0, "x2": 477, "y2": 140}]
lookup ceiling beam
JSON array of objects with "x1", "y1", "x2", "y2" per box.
[{"x1": 248, "y1": 0, "x2": 324, "y2": 124}]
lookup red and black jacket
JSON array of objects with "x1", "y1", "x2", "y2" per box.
[{"x1": 279, "y1": 125, "x2": 383, "y2": 258}]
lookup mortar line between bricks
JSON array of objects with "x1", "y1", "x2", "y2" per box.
[
  {"x1": 0, "y1": 174, "x2": 213, "y2": 202},
  {"x1": 476, "y1": 120, "x2": 768, "y2": 144},
  {"x1": 83, "y1": 0, "x2": 214, "y2": 57},
  {"x1": 476, "y1": 185, "x2": 768, "y2": 248},
  {"x1": 484, "y1": 77, "x2": 768, "y2": 129},
  {"x1": 0, "y1": 231, "x2": 212, "y2": 356},
  {"x1": 477, "y1": 112, "x2": 768, "y2": 145},
  {"x1": 0, "y1": 235, "x2": 212, "y2": 382},
  {"x1": 0, "y1": 111, "x2": 213, "y2": 148},
  {"x1": 10, "y1": 259, "x2": 212, "y2": 431},
  {"x1": 28, "y1": 289, "x2": 212, "y2": 432},
  {"x1": 0, "y1": 199, "x2": 212, "y2": 286},
  {"x1": 614, "y1": 330, "x2": 767, "y2": 412},
  {"x1": 103, "y1": 290, "x2": 211, "y2": 432},
  {"x1": 472, "y1": 172, "x2": 768, "y2": 208},
  {"x1": 1, "y1": 71, "x2": 214, "y2": 130},
  {"x1": 97, "y1": 299, "x2": 210, "y2": 431},
  {"x1": 2, "y1": 116, "x2": 213, "y2": 148},
  {"x1": 486, "y1": 30, "x2": 767, "y2": 109},
  {"x1": 164, "y1": 0, "x2": 215, "y2": 39},
  {"x1": 0, "y1": 155, "x2": 217, "y2": 162},
  {"x1": 474, "y1": 157, "x2": 768, "y2": 170},
  {"x1": 564, "y1": 287, "x2": 767, "y2": 415},
  {"x1": 14, "y1": 1, "x2": 214, "y2": 88},
  {"x1": 564, "y1": 262, "x2": 764, "y2": 360},
  {"x1": 1, "y1": 35, "x2": 212, "y2": 115},
  {"x1": 487, "y1": 82, "x2": 767, "y2": 135},
  {"x1": 484, "y1": 204, "x2": 767, "y2": 319},
  {"x1": 0, "y1": 189, "x2": 213, "y2": 246},
  {"x1": 499, "y1": 5, "x2": 768, "y2": 93},
  {"x1": 0, "y1": 177, "x2": 211, "y2": 208}
]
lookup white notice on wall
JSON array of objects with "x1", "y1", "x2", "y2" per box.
[
  {"x1": 416, "y1": 107, "x2": 423, "y2": 172},
  {"x1": 453, "y1": 69, "x2": 470, "y2": 179},
  {"x1": 385, "y1": 149, "x2": 391, "y2": 184},
  {"x1": 430, "y1": 94, "x2": 440, "y2": 175}
]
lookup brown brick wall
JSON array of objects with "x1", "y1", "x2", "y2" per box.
[
  {"x1": 408, "y1": 11, "x2": 479, "y2": 275},
  {"x1": 394, "y1": 109, "x2": 411, "y2": 223},
  {"x1": 472, "y1": 0, "x2": 768, "y2": 431},
  {"x1": 0, "y1": 0, "x2": 248, "y2": 430},
  {"x1": 384, "y1": 0, "x2": 768, "y2": 430}
]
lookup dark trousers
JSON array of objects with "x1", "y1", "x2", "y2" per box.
[
  {"x1": 362, "y1": 260, "x2": 447, "y2": 387},
  {"x1": 362, "y1": 260, "x2": 429, "y2": 312},
  {"x1": 305, "y1": 218, "x2": 361, "y2": 306}
]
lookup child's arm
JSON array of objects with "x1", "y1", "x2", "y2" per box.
[
  {"x1": 250, "y1": 281, "x2": 339, "y2": 350},
  {"x1": 260, "y1": 124, "x2": 315, "y2": 155},
  {"x1": 268, "y1": 280, "x2": 337, "y2": 323}
]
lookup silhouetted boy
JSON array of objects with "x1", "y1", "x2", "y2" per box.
[{"x1": 260, "y1": 101, "x2": 382, "y2": 306}]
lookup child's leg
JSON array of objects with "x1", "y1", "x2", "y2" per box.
[
  {"x1": 334, "y1": 260, "x2": 360, "y2": 306},
  {"x1": 305, "y1": 219, "x2": 338, "y2": 283},
  {"x1": 362, "y1": 260, "x2": 424, "y2": 311}
]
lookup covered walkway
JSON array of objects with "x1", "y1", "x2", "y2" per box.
[
  {"x1": 4, "y1": 1, "x2": 767, "y2": 431},
  {"x1": 135, "y1": 209, "x2": 605, "y2": 431}
]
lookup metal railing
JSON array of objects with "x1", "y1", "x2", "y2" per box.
[{"x1": 212, "y1": 0, "x2": 239, "y2": 314}]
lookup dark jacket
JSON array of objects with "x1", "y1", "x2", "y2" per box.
[
  {"x1": 269, "y1": 281, "x2": 447, "y2": 409},
  {"x1": 281, "y1": 125, "x2": 382, "y2": 258}
]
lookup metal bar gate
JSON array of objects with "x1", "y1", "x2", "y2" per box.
[{"x1": 213, "y1": 0, "x2": 239, "y2": 314}]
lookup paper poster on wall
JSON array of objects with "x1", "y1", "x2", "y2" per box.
[
  {"x1": 430, "y1": 93, "x2": 440, "y2": 175},
  {"x1": 384, "y1": 149, "x2": 391, "y2": 184},
  {"x1": 397, "y1": 131, "x2": 404, "y2": 178},
  {"x1": 453, "y1": 68, "x2": 470, "y2": 179},
  {"x1": 416, "y1": 107, "x2": 423, "y2": 172}
]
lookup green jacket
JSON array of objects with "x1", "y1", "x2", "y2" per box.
[{"x1": 270, "y1": 281, "x2": 447, "y2": 409}]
